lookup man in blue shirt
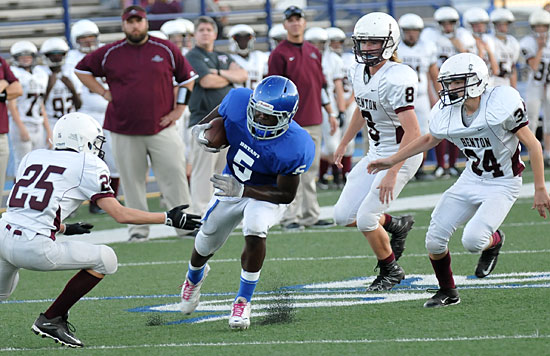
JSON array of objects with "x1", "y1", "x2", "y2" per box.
[{"x1": 179, "y1": 76, "x2": 314, "y2": 329}]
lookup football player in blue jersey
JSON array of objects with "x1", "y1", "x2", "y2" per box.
[{"x1": 179, "y1": 75, "x2": 315, "y2": 329}]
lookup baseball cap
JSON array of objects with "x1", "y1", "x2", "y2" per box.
[
  {"x1": 122, "y1": 6, "x2": 147, "y2": 21},
  {"x1": 284, "y1": 6, "x2": 304, "y2": 20}
]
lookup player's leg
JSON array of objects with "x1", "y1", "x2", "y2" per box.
[
  {"x1": 357, "y1": 154, "x2": 421, "y2": 291},
  {"x1": 526, "y1": 84, "x2": 543, "y2": 136},
  {"x1": 111, "y1": 132, "x2": 150, "y2": 241},
  {"x1": 227, "y1": 199, "x2": 287, "y2": 329},
  {"x1": 413, "y1": 97, "x2": 435, "y2": 180},
  {"x1": 462, "y1": 179, "x2": 520, "y2": 278},
  {"x1": 0, "y1": 228, "x2": 20, "y2": 300},
  {"x1": 423, "y1": 179, "x2": 479, "y2": 307},
  {"x1": 542, "y1": 87, "x2": 550, "y2": 164},
  {"x1": 181, "y1": 198, "x2": 244, "y2": 314},
  {"x1": 20, "y1": 238, "x2": 117, "y2": 347}
]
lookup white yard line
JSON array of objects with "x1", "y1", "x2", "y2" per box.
[
  {"x1": 1, "y1": 333, "x2": 548, "y2": 352},
  {"x1": 57, "y1": 182, "x2": 550, "y2": 245}
]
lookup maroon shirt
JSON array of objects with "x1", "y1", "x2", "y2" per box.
[
  {"x1": 76, "y1": 36, "x2": 196, "y2": 135},
  {"x1": 268, "y1": 40, "x2": 326, "y2": 127},
  {"x1": 0, "y1": 57, "x2": 18, "y2": 134}
]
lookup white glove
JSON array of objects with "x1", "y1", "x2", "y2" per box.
[
  {"x1": 191, "y1": 122, "x2": 220, "y2": 153},
  {"x1": 210, "y1": 174, "x2": 244, "y2": 198}
]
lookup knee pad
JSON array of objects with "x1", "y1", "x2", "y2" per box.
[
  {"x1": 461, "y1": 233, "x2": 487, "y2": 254},
  {"x1": 425, "y1": 225, "x2": 450, "y2": 255},
  {"x1": 99, "y1": 245, "x2": 118, "y2": 275},
  {"x1": 356, "y1": 213, "x2": 379, "y2": 232},
  {"x1": 333, "y1": 203, "x2": 354, "y2": 227},
  {"x1": 194, "y1": 231, "x2": 222, "y2": 257}
]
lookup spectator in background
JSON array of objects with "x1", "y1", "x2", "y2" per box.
[
  {"x1": 268, "y1": 6, "x2": 337, "y2": 230},
  {"x1": 66, "y1": 19, "x2": 122, "y2": 214},
  {"x1": 148, "y1": 0, "x2": 182, "y2": 30},
  {"x1": 0, "y1": 55, "x2": 22, "y2": 205},
  {"x1": 75, "y1": 5, "x2": 197, "y2": 241},
  {"x1": 185, "y1": 16, "x2": 247, "y2": 216},
  {"x1": 183, "y1": 0, "x2": 228, "y2": 39}
]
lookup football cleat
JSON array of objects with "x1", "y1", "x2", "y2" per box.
[
  {"x1": 423, "y1": 288, "x2": 460, "y2": 308},
  {"x1": 180, "y1": 264, "x2": 210, "y2": 314},
  {"x1": 229, "y1": 296, "x2": 251, "y2": 330},
  {"x1": 32, "y1": 313, "x2": 84, "y2": 348},
  {"x1": 475, "y1": 230, "x2": 505, "y2": 278},
  {"x1": 385, "y1": 215, "x2": 415, "y2": 261},
  {"x1": 367, "y1": 260, "x2": 405, "y2": 291}
]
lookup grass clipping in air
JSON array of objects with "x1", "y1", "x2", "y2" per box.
[{"x1": 259, "y1": 290, "x2": 296, "y2": 325}]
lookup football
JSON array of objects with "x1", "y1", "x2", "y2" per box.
[{"x1": 204, "y1": 117, "x2": 229, "y2": 149}]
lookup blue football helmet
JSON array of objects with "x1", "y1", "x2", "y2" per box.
[{"x1": 246, "y1": 75, "x2": 299, "y2": 140}]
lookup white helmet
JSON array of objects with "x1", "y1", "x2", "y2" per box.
[
  {"x1": 228, "y1": 24, "x2": 255, "y2": 56},
  {"x1": 352, "y1": 12, "x2": 400, "y2": 66},
  {"x1": 490, "y1": 8, "x2": 515, "y2": 24},
  {"x1": 398, "y1": 13, "x2": 424, "y2": 31},
  {"x1": 490, "y1": 8, "x2": 515, "y2": 36},
  {"x1": 438, "y1": 53, "x2": 489, "y2": 106},
  {"x1": 10, "y1": 41, "x2": 38, "y2": 68},
  {"x1": 40, "y1": 37, "x2": 69, "y2": 67},
  {"x1": 161, "y1": 18, "x2": 192, "y2": 36},
  {"x1": 71, "y1": 19, "x2": 100, "y2": 53},
  {"x1": 434, "y1": 7, "x2": 460, "y2": 36},
  {"x1": 268, "y1": 23, "x2": 287, "y2": 48},
  {"x1": 463, "y1": 7, "x2": 490, "y2": 36},
  {"x1": 148, "y1": 30, "x2": 168, "y2": 40},
  {"x1": 326, "y1": 27, "x2": 346, "y2": 41},
  {"x1": 53, "y1": 112, "x2": 106, "y2": 158},
  {"x1": 529, "y1": 9, "x2": 550, "y2": 28},
  {"x1": 305, "y1": 27, "x2": 328, "y2": 42}
]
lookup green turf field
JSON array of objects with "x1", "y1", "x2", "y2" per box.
[{"x1": 1, "y1": 170, "x2": 549, "y2": 355}]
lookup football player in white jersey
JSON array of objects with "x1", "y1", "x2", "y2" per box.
[
  {"x1": 227, "y1": 24, "x2": 268, "y2": 90},
  {"x1": 66, "y1": 19, "x2": 121, "y2": 213},
  {"x1": 267, "y1": 23, "x2": 287, "y2": 51},
  {"x1": 160, "y1": 18, "x2": 195, "y2": 56},
  {"x1": 7, "y1": 41, "x2": 52, "y2": 172},
  {"x1": 398, "y1": 13, "x2": 440, "y2": 180},
  {"x1": 38, "y1": 38, "x2": 82, "y2": 130},
  {"x1": 326, "y1": 26, "x2": 356, "y2": 186},
  {"x1": 520, "y1": 9, "x2": 550, "y2": 165},
  {"x1": 368, "y1": 53, "x2": 550, "y2": 308},
  {"x1": 0, "y1": 112, "x2": 201, "y2": 348},
  {"x1": 463, "y1": 7, "x2": 499, "y2": 78},
  {"x1": 305, "y1": 27, "x2": 346, "y2": 189},
  {"x1": 421, "y1": 6, "x2": 476, "y2": 177},
  {"x1": 333, "y1": 12, "x2": 423, "y2": 292},
  {"x1": 488, "y1": 8, "x2": 520, "y2": 88}
]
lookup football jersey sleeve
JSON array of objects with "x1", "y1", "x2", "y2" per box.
[
  {"x1": 79, "y1": 154, "x2": 114, "y2": 202},
  {"x1": 348, "y1": 62, "x2": 360, "y2": 87},
  {"x1": 428, "y1": 101, "x2": 447, "y2": 140},
  {"x1": 493, "y1": 86, "x2": 528, "y2": 133},
  {"x1": 172, "y1": 42, "x2": 198, "y2": 85},
  {"x1": 384, "y1": 64, "x2": 418, "y2": 112},
  {"x1": 510, "y1": 36, "x2": 520, "y2": 63}
]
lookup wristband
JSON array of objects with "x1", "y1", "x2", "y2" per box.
[
  {"x1": 0, "y1": 89, "x2": 6, "y2": 103},
  {"x1": 176, "y1": 86, "x2": 192, "y2": 105}
]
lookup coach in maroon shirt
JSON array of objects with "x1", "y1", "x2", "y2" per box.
[
  {"x1": 0, "y1": 57, "x2": 22, "y2": 204},
  {"x1": 268, "y1": 6, "x2": 337, "y2": 230},
  {"x1": 75, "y1": 5, "x2": 197, "y2": 241}
]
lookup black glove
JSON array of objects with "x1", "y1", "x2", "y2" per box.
[
  {"x1": 337, "y1": 111, "x2": 346, "y2": 128},
  {"x1": 64, "y1": 222, "x2": 94, "y2": 235},
  {"x1": 165, "y1": 204, "x2": 202, "y2": 230}
]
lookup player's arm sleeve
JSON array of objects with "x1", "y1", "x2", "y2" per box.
[
  {"x1": 386, "y1": 66, "x2": 418, "y2": 113},
  {"x1": 267, "y1": 50, "x2": 285, "y2": 76},
  {"x1": 74, "y1": 48, "x2": 106, "y2": 77},
  {"x1": 428, "y1": 102, "x2": 447, "y2": 140},
  {"x1": 218, "y1": 88, "x2": 238, "y2": 118},
  {"x1": 185, "y1": 51, "x2": 211, "y2": 80},
  {"x1": 79, "y1": 155, "x2": 115, "y2": 202},
  {"x1": 499, "y1": 87, "x2": 529, "y2": 133}
]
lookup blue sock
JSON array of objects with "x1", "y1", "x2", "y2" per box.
[
  {"x1": 187, "y1": 262, "x2": 206, "y2": 284},
  {"x1": 236, "y1": 269, "x2": 261, "y2": 302}
]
